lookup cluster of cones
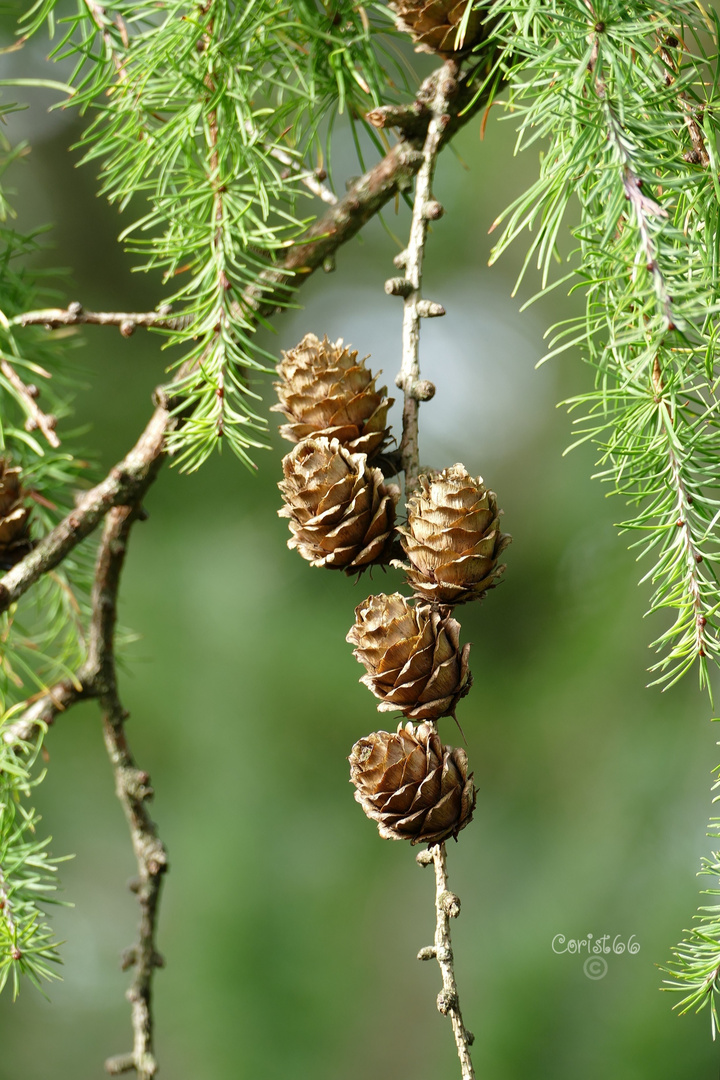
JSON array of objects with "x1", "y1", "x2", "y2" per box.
[{"x1": 275, "y1": 333, "x2": 510, "y2": 847}]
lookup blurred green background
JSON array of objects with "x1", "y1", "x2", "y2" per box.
[{"x1": 2, "y1": 22, "x2": 720, "y2": 1080}]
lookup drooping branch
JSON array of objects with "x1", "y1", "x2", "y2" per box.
[
  {"x1": 89, "y1": 506, "x2": 168, "y2": 1080},
  {"x1": 2, "y1": 453, "x2": 168, "y2": 1073},
  {"x1": 417, "y1": 844, "x2": 475, "y2": 1080}
]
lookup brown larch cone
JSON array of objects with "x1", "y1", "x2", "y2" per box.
[
  {"x1": 349, "y1": 722, "x2": 475, "y2": 844},
  {"x1": 389, "y1": 0, "x2": 484, "y2": 55},
  {"x1": 272, "y1": 333, "x2": 393, "y2": 458},
  {"x1": 0, "y1": 460, "x2": 32, "y2": 570},
  {"x1": 278, "y1": 437, "x2": 398, "y2": 572},
  {"x1": 346, "y1": 592, "x2": 471, "y2": 720},
  {"x1": 396, "y1": 463, "x2": 511, "y2": 606}
]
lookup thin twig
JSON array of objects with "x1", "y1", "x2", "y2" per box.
[
  {"x1": 87, "y1": 506, "x2": 168, "y2": 1080},
  {"x1": 12, "y1": 305, "x2": 189, "y2": 334},
  {"x1": 392, "y1": 60, "x2": 460, "y2": 493},
  {"x1": 0, "y1": 358, "x2": 60, "y2": 448},
  {"x1": 239, "y1": 118, "x2": 337, "y2": 203},
  {"x1": 385, "y1": 57, "x2": 477, "y2": 1080},
  {"x1": 585, "y1": 16, "x2": 676, "y2": 331},
  {"x1": 417, "y1": 844, "x2": 475, "y2": 1080}
]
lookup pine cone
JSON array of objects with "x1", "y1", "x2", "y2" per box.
[
  {"x1": 347, "y1": 593, "x2": 471, "y2": 720},
  {"x1": 349, "y1": 722, "x2": 475, "y2": 844},
  {"x1": 389, "y1": 0, "x2": 484, "y2": 55},
  {"x1": 272, "y1": 333, "x2": 393, "y2": 459},
  {"x1": 0, "y1": 461, "x2": 32, "y2": 571},
  {"x1": 278, "y1": 437, "x2": 398, "y2": 572},
  {"x1": 397, "y1": 464, "x2": 510, "y2": 606}
]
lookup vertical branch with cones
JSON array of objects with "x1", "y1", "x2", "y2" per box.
[{"x1": 271, "y1": 9, "x2": 508, "y2": 1079}]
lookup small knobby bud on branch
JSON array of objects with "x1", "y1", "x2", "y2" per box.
[
  {"x1": 416, "y1": 299, "x2": 445, "y2": 318},
  {"x1": 385, "y1": 277, "x2": 414, "y2": 297}
]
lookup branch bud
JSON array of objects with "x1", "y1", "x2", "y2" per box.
[
  {"x1": 437, "y1": 988, "x2": 458, "y2": 1015},
  {"x1": 440, "y1": 890, "x2": 461, "y2": 918},
  {"x1": 416, "y1": 299, "x2": 445, "y2": 318},
  {"x1": 423, "y1": 200, "x2": 444, "y2": 220},
  {"x1": 412, "y1": 380, "x2": 436, "y2": 402},
  {"x1": 384, "y1": 277, "x2": 413, "y2": 297}
]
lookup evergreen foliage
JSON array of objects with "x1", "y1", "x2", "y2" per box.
[
  {"x1": 485, "y1": 0, "x2": 720, "y2": 691},
  {"x1": 0, "y1": 716, "x2": 63, "y2": 997},
  {"x1": 21, "y1": 0, "x2": 407, "y2": 470},
  {"x1": 663, "y1": 752, "x2": 720, "y2": 1034},
  {"x1": 0, "y1": 102, "x2": 88, "y2": 995}
]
